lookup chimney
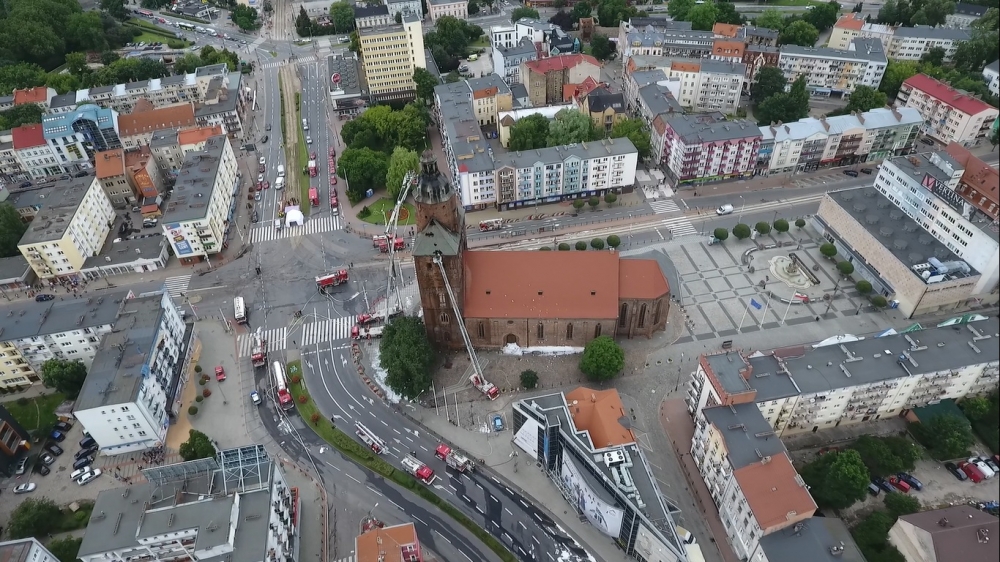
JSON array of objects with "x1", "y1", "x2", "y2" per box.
[{"x1": 739, "y1": 363, "x2": 754, "y2": 379}]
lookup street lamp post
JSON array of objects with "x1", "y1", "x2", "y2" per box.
[{"x1": 738, "y1": 195, "x2": 745, "y2": 223}]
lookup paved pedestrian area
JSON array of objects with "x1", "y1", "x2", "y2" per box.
[{"x1": 249, "y1": 214, "x2": 344, "y2": 243}]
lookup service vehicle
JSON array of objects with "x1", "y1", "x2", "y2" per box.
[
  {"x1": 470, "y1": 373, "x2": 500, "y2": 399},
  {"x1": 435, "y1": 444, "x2": 475, "y2": 472},
  {"x1": 355, "y1": 422, "x2": 387, "y2": 454},
  {"x1": 330, "y1": 195, "x2": 339, "y2": 215},
  {"x1": 375, "y1": 235, "x2": 405, "y2": 253},
  {"x1": 251, "y1": 333, "x2": 267, "y2": 368},
  {"x1": 273, "y1": 361, "x2": 294, "y2": 411},
  {"x1": 277, "y1": 165, "x2": 285, "y2": 177},
  {"x1": 351, "y1": 325, "x2": 384, "y2": 339},
  {"x1": 234, "y1": 296, "x2": 247, "y2": 325},
  {"x1": 250, "y1": 390, "x2": 262, "y2": 405},
  {"x1": 479, "y1": 218, "x2": 503, "y2": 232},
  {"x1": 308, "y1": 159, "x2": 317, "y2": 177},
  {"x1": 215, "y1": 365, "x2": 226, "y2": 382},
  {"x1": 309, "y1": 187, "x2": 319, "y2": 207},
  {"x1": 316, "y1": 271, "x2": 349, "y2": 293},
  {"x1": 401, "y1": 454, "x2": 437, "y2": 485},
  {"x1": 356, "y1": 307, "x2": 402, "y2": 325}
]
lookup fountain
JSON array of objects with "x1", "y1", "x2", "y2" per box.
[{"x1": 769, "y1": 255, "x2": 815, "y2": 290}]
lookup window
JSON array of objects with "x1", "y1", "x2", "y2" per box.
[
  {"x1": 566, "y1": 323, "x2": 573, "y2": 340},
  {"x1": 594, "y1": 324, "x2": 602, "y2": 338},
  {"x1": 438, "y1": 292, "x2": 446, "y2": 306},
  {"x1": 619, "y1": 303, "x2": 628, "y2": 325},
  {"x1": 439, "y1": 312, "x2": 449, "y2": 324},
  {"x1": 478, "y1": 322, "x2": 485, "y2": 339},
  {"x1": 638, "y1": 304, "x2": 647, "y2": 328},
  {"x1": 537, "y1": 323, "x2": 544, "y2": 340}
]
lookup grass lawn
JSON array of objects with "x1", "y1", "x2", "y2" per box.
[
  {"x1": 296, "y1": 120, "x2": 311, "y2": 216},
  {"x1": 56, "y1": 501, "x2": 94, "y2": 532},
  {"x1": 1, "y1": 393, "x2": 66, "y2": 432},
  {"x1": 128, "y1": 32, "x2": 190, "y2": 47},
  {"x1": 469, "y1": 36, "x2": 490, "y2": 49},
  {"x1": 357, "y1": 197, "x2": 416, "y2": 225}
]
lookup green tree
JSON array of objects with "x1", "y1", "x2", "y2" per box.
[
  {"x1": 926, "y1": 413, "x2": 975, "y2": 459},
  {"x1": 884, "y1": 493, "x2": 921, "y2": 518},
  {"x1": 413, "y1": 67, "x2": 438, "y2": 103},
  {"x1": 837, "y1": 260, "x2": 855, "y2": 276},
  {"x1": 804, "y1": 0, "x2": 841, "y2": 30},
  {"x1": 511, "y1": 6, "x2": 540, "y2": 22},
  {"x1": 852, "y1": 511, "x2": 896, "y2": 550},
  {"x1": 752, "y1": 66, "x2": 788, "y2": 104},
  {"x1": 591, "y1": 237, "x2": 605, "y2": 250},
  {"x1": 520, "y1": 369, "x2": 539, "y2": 389},
  {"x1": 47, "y1": 537, "x2": 83, "y2": 562},
  {"x1": 66, "y1": 11, "x2": 111, "y2": 53},
  {"x1": 338, "y1": 147, "x2": 390, "y2": 202},
  {"x1": 0, "y1": 62, "x2": 47, "y2": 96},
  {"x1": 579, "y1": 336, "x2": 625, "y2": 381},
  {"x1": 590, "y1": 33, "x2": 614, "y2": 61},
  {"x1": 604, "y1": 193, "x2": 617, "y2": 204},
  {"x1": 755, "y1": 221, "x2": 771, "y2": 235},
  {"x1": 668, "y1": 0, "x2": 694, "y2": 20},
  {"x1": 509, "y1": 113, "x2": 550, "y2": 150},
  {"x1": 755, "y1": 76, "x2": 810, "y2": 125},
  {"x1": 607, "y1": 234, "x2": 621, "y2": 248},
  {"x1": 871, "y1": 295, "x2": 888, "y2": 308},
  {"x1": 716, "y1": 2, "x2": 745, "y2": 25},
  {"x1": 547, "y1": 109, "x2": 596, "y2": 146},
  {"x1": 41, "y1": 358, "x2": 88, "y2": 399},
  {"x1": 595, "y1": 0, "x2": 633, "y2": 27},
  {"x1": 610, "y1": 118, "x2": 652, "y2": 159},
  {"x1": 820, "y1": 242, "x2": 838, "y2": 257},
  {"x1": 7, "y1": 497, "x2": 61, "y2": 539},
  {"x1": 961, "y1": 396, "x2": 991, "y2": 421},
  {"x1": 0, "y1": 202, "x2": 28, "y2": 257},
  {"x1": 732, "y1": 223, "x2": 751, "y2": 239},
  {"x1": 231, "y1": 5, "x2": 260, "y2": 31},
  {"x1": 773, "y1": 218, "x2": 789, "y2": 233},
  {"x1": 329, "y1": 1, "x2": 356, "y2": 32},
  {"x1": 99, "y1": 0, "x2": 128, "y2": 21},
  {"x1": 179, "y1": 429, "x2": 216, "y2": 461},
  {"x1": 856, "y1": 280, "x2": 873, "y2": 295},
  {"x1": 385, "y1": 147, "x2": 420, "y2": 199},
  {"x1": 755, "y1": 9, "x2": 787, "y2": 31},
  {"x1": 779, "y1": 20, "x2": 820, "y2": 47},
  {"x1": 558, "y1": 242, "x2": 572, "y2": 250},
  {"x1": 910, "y1": 0, "x2": 956, "y2": 26},
  {"x1": 920, "y1": 46, "x2": 946, "y2": 67},
  {"x1": 572, "y1": 199, "x2": 586, "y2": 211},
  {"x1": 572, "y1": 0, "x2": 592, "y2": 19},
  {"x1": 295, "y1": 5, "x2": 313, "y2": 36},
  {"x1": 469, "y1": 1, "x2": 481, "y2": 15},
  {"x1": 800, "y1": 449, "x2": 870, "y2": 509},
  {"x1": 879, "y1": 60, "x2": 919, "y2": 98},
  {"x1": 845, "y1": 85, "x2": 888, "y2": 113},
  {"x1": 588, "y1": 196, "x2": 600, "y2": 208},
  {"x1": 795, "y1": 218, "x2": 806, "y2": 228},
  {"x1": 991, "y1": 127, "x2": 1000, "y2": 151},
  {"x1": 851, "y1": 435, "x2": 908, "y2": 476},
  {"x1": 713, "y1": 227, "x2": 729, "y2": 241},
  {"x1": 380, "y1": 316, "x2": 435, "y2": 399},
  {"x1": 687, "y1": 2, "x2": 719, "y2": 30},
  {"x1": 575, "y1": 240, "x2": 588, "y2": 250}
]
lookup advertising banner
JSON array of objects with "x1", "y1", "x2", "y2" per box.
[
  {"x1": 560, "y1": 455, "x2": 624, "y2": 537},
  {"x1": 512, "y1": 414, "x2": 539, "y2": 460},
  {"x1": 634, "y1": 524, "x2": 681, "y2": 562}
]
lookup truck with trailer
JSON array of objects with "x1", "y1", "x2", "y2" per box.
[
  {"x1": 435, "y1": 444, "x2": 475, "y2": 473},
  {"x1": 470, "y1": 373, "x2": 500, "y2": 400},
  {"x1": 355, "y1": 422, "x2": 387, "y2": 454},
  {"x1": 401, "y1": 454, "x2": 437, "y2": 485},
  {"x1": 315, "y1": 270, "x2": 349, "y2": 293},
  {"x1": 351, "y1": 325, "x2": 384, "y2": 339}
]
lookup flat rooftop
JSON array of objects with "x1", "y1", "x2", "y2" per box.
[
  {"x1": 85, "y1": 234, "x2": 165, "y2": 269},
  {"x1": 161, "y1": 135, "x2": 229, "y2": 224},
  {"x1": 17, "y1": 177, "x2": 95, "y2": 246},
  {"x1": 758, "y1": 516, "x2": 866, "y2": 562},
  {"x1": 0, "y1": 291, "x2": 129, "y2": 342},
  {"x1": 702, "y1": 403, "x2": 785, "y2": 470}
]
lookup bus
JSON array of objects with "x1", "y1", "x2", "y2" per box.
[
  {"x1": 178, "y1": 22, "x2": 195, "y2": 30},
  {"x1": 137, "y1": 9, "x2": 154, "y2": 17},
  {"x1": 234, "y1": 296, "x2": 247, "y2": 325},
  {"x1": 273, "y1": 361, "x2": 294, "y2": 411},
  {"x1": 308, "y1": 187, "x2": 319, "y2": 207}
]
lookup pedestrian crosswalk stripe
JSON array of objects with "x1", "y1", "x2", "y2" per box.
[
  {"x1": 237, "y1": 327, "x2": 287, "y2": 358},
  {"x1": 299, "y1": 317, "x2": 356, "y2": 347},
  {"x1": 163, "y1": 275, "x2": 191, "y2": 299},
  {"x1": 249, "y1": 215, "x2": 343, "y2": 244},
  {"x1": 260, "y1": 61, "x2": 285, "y2": 69},
  {"x1": 657, "y1": 215, "x2": 698, "y2": 237},
  {"x1": 649, "y1": 199, "x2": 682, "y2": 215}
]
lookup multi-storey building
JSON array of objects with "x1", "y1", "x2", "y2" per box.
[
  {"x1": 192, "y1": 70, "x2": 248, "y2": 138},
  {"x1": 896, "y1": 74, "x2": 999, "y2": 146},
  {"x1": 624, "y1": 55, "x2": 745, "y2": 113},
  {"x1": 357, "y1": 16, "x2": 426, "y2": 102},
  {"x1": 11, "y1": 125, "x2": 60, "y2": 179},
  {"x1": 11, "y1": 87, "x2": 56, "y2": 110},
  {"x1": 490, "y1": 23, "x2": 518, "y2": 48},
  {"x1": 434, "y1": 82, "x2": 497, "y2": 210},
  {"x1": 984, "y1": 60, "x2": 1000, "y2": 98},
  {"x1": 78, "y1": 445, "x2": 298, "y2": 562},
  {"x1": 945, "y1": 142, "x2": 1000, "y2": 223},
  {"x1": 0, "y1": 405, "x2": 31, "y2": 471},
  {"x1": 353, "y1": 4, "x2": 392, "y2": 29},
  {"x1": 622, "y1": 27, "x2": 716, "y2": 60},
  {"x1": 17, "y1": 176, "x2": 115, "y2": 280},
  {"x1": 874, "y1": 149, "x2": 999, "y2": 301},
  {"x1": 636, "y1": 81, "x2": 684, "y2": 130},
  {"x1": 693, "y1": 403, "x2": 817, "y2": 559},
  {"x1": 0, "y1": 130, "x2": 28, "y2": 185},
  {"x1": 149, "y1": 125, "x2": 224, "y2": 180},
  {"x1": 94, "y1": 148, "x2": 165, "y2": 209},
  {"x1": 385, "y1": 0, "x2": 422, "y2": 20},
  {"x1": 887, "y1": 26, "x2": 970, "y2": 62},
  {"x1": 118, "y1": 101, "x2": 197, "y2": 150},
  {"x1": 758, "y1": 107, "x2": 922, "y2": 174},
  {"x1": 74, "y1": 292, "x2": 190, "y2": 454},
  {"x1": 159, "y1": 135, "x2": 237, "y2": 262},
  {"x1": 356, "y1": 522, "x2": 423, "y2": 562},
  {"x1": 41, "y1": 105, "x2": 121, "y2": 173},
  {"x1": 327, "y1": 54, "x2": 366, "y2": 118},
  {"x1": 512, "y1": 388, "x2": 687, "y2": 560},
  {"x1": 427, "y1": 0, "x2": 466, "y2": 22},
  {"x1": 0, "y1": 538, "x2": 62, "y2": 562},
  {"x1": 493, "y1": 139, "x2": 638, "y2": 209},
  {"x1": 829, "y1": 13, "x2": 898, "y2": 50},
  {"x1": 521, "y1": 54, "x2": 601, "y2": 107},
  {"x1": 465, "y1": 74, "x2": 514, "y2": 126},
  {"x1": 946, "y1": 2, "x2": 990, "y2": 27},
  {"x1": 778, "y1": 38, "x2": 887, "y2": 95},
  {"x1": 581, "y1": 87, "x2": 627, "y2": 134},
  {"x1": 741, "y1": 45, "x2": 781, "y2": 94},
  {"x1": 492, "y1": 38, "x2": 538, "y2": 84},
  {"x1": 652, "y1": 114, "x2": 762, "y2": 184},
  {"x1": 815, "y1": 187, "x2": 980, "y2": 318},
  {"x1": 55, "y1": 64, "x2": 229, "y2": 115},
  {"x1": 890, "y1": 505, "x2": 999, "y2": 561},
  {"x1": 0, "y1": 290, "x2": 127, "y2": 390}
]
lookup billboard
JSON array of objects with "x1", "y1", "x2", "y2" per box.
[
  {"x1": 512, "y1": 413, "x2": 540, "y2": 460},
  {"x1": 560, "y1": 455, "x2": 624, "y2": 537},
  {"x1": 634, "y1": 524, "x2": 681, "y2": 562}
]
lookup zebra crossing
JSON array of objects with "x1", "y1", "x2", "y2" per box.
[
  {"x1": 163, "y1": 275, "x2": 192, "y2": 299},
  {"x1": 298, "y1": 317, "x2": 356, "y2": 347},
  {"x1": 249, "y1": 215, "x2": 344, "y2": 244},
  {"x1": 237, "y1": 327, "x2": 287, "y2": 358},
  {"x1": 655, "y1": 215, "x2": 698, "y2": 237},
  {"x1": 649, "y1": 198, "x2": 682, "y2": 215},
  {"x1": 260, "y1": 61, "x2": 285, "y2": 70},
  {"x1": 332, "y1": 556, "x2": 355, "y2": 562}
]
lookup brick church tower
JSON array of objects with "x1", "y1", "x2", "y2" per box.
[{"x1": 412, "y1": 151, "x2": 466, "y2": 350}]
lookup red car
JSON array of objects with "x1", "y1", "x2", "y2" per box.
[
  {"x1": 330, "y1": 176, "x2": 338, "y2": 185},
  {"x1": 215, "y1": 366, "x2": 226, "y2": 382},
  {"x1": 309, "y1": 151, "x2": 317, "y2": 160},
  {"x1": 888, "y1": 476, "x2": 910, "y2": 493},
  {"x1": 263, "y1": 181, "x2": 270, "y2": 190},
  {"x1": 329, "y1": 148, "x2": 336, "y2": 158}
]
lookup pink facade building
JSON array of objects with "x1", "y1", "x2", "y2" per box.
[{"x1": 652, "y1": 114, "x2": 763, "y2": 185}]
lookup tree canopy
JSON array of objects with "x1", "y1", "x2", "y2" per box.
[
  {"x1": 751, "y1": 66, "x2": 788, "y2": 105},
  {"x1": 413, "y1": 67, "x2": 439, "y2": 103},
  {"x1": 849, "y1": 435, "x2": 920, "y2": 477},
  {"x1": 922, "y1": 413, "x2": 975, "y2": 459},
  {"x1": 41, "y1": 359, "x2": 88, "y2": 399},
  {"x1": 878, "y1": 0, "x2": 956, "y2": 26},
  {"x1": 779, "y1": 20, "x2": 820, "y2": 47},
  {"x1": 231, "y1": 5, "x2": 261, "y2": 31},
  {"x1": 380, "y1": 316, "x2": 435, "y2": 400},
  {"x1": 425, "y1": 17, "x2": 483, "y2": 72},
  {"x1": 0, "y1": 202, "x2": 28, "y2": 257},
  {"x1": 338, "y1": 147, "x2": 390, "y2": 203},
  {"x1": 509, "y1": 114, "x2": 551, "y2": 151},
  {"x1": 579, "y1": 336, "x2": 625, "y2": 381},
  {"x1": 548, "y1": 109, "x2": 598, "y2": 146},
  {"x1": 754, "y1": 9, "x2": 787, "y2": 31},
  {"x1": 179, "y1": 429, "x2": 216, "y2": 461},
  {"x1": 755, "y1": 75, "x2": 810, "y2": 126},
  {"x1": 386, "y1": 147, "x2": 420, "y2": 200},
  {"x1": 844, "y1": 85, "x2": 888, "y2": 113},
  {"x1": 590, "y1": 33, "x2": 614, "y2": 61},
  {"x1": 610, "y1": 118, "x2": 652, "y2": 160},
  {"x1": 7, "y1": 497, "x2": 62, "y2": 538},
  {"x1": 800, "y1": 449, "x2": 870, "y2": 509},
  {"x1": 47, "y1": 537, "x2": 83, "y2": 562}
]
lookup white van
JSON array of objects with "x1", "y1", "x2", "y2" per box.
[
  {"x1": 195, "y1": 26, "x2": 206, "y2": 33},
  {"x1": 276, "y1": 165, "x2": 285, "y2": 177},
  {"x1": 275, "y1": 176, "x2": 285, "y2": 190},
  {"x1": 302, "y1": 119, "x2": 308, "y2": 131},
  {"x1": 274, "y1": 219, "x2": 282, "y2": 230}
]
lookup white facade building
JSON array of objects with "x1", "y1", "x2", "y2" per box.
[
  {"x1": 427, "y1": 0, "x2": 466, "y2": 22},
  {"x1": 492, "y1": 38, "x2": 538, "y2": 84},
  {"x1": 982, "y1": 60, "x2": 999, "y2": 98},
  {"x1": 946, "y1": 2, "x2": 989, "y2": 27},
  {"x1": 73, "y1": 292, "x2": 190, "y2": 455},
  {"x1": 10, "y1": 124, "x2": 60, "y2": 179},
  {"x1": 777, "y1": 38, "x2": 888, "y2": 95},
  {"x1": 0, "y1": 539, "x2": 61, "y2": 562},
  {"x1": 490, "y1": 24, "x2": 518, "y2": 49},
  {"x1": 887, "y1": 26, "x2": 970, "y2": 62},
  {"x1": 385, "y1": 0, "x2": 422, "y2": 19}
]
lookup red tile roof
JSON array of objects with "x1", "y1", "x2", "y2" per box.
[
  {"x1": 524, "y1": 54, "x2": 600, "y2": 76},
  {"x1": 11, "y1": 124, "x2": 46, "y2": 150},
  {"x1": 178, "y1": 126, "x2": 224, "y2": 146},
  {"x1": 563, "y1": 76, "x2": 601, "y2": 102},
  {"x1": 733, "y1": 453, "x2": 817, "y2": 531},
  {"x1": 356, "y1": 523, "x2": 421, "y2": 562},
  {"x1": 13, "y1": 87, "x2": 48, "y2": 105},
  {"x1": 902, "y1": 74, "x2": 996, "y2": 116},
  {"x1": 565, "y1": 387, "x2": 635, "y2": 448},
  {"x1": 95, "y1": 150, "x2": 126, "y2": 179},
  {"x1": 118, "y1": 103, "x2": 196, "y2": 137},
  {"x1": 834, "y1": 12, "x2": 865, "y2": 30},
  {"x1": 945, "y1": 142, "x2": 999, "y2": 220},
  {"x1": 619, "y1": 259, "x2": 670, "y2": 300},
  {"x1": 712, "y1": 23, "x2": 741, "y2": 38}
]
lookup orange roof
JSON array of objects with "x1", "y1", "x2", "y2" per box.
[
  {"x1": 563, "y1": 76, "x2": 601, "y2": 102},
  {"x1": 733, "y1": 453, "x2": 817, "y2": 531},
  {"x1": 945, "y1": 142, "x2": 999, "y2": 220},
  {"x1": 618, "y1": 259, "x2": 669, "y2": 300},
  {"x1": 524, "y1": 54, "x2": 600, "y2": 75},
  {"x1": 95, "y1": 150, "x2": 126, "y2": 179},
  {"x1": 13, "y1": 87, "x2": 48, "y2": 105},
  {"x1": 712, "y1": 40, "x2": 745, "y2": 58},
  {"x1": 463, "y1": 251, "x2": 619, "y2": 319},
  {"x1": 124, "y1": 145, "x2": 152, "y2": 169},
  {"x1": 473, "y1": 85, "x2": 499, "y2": 99},
  {"x1": 565, "y1": 387, "x2": 635, "y2": 448},
  {"x1": 10, "y1": 124, "x2": 46, "y2": 150},
  {"x1": 118, "y1": 103, "x2": 196, "y2": 137},
  {"x1": 178, "y1": 125, "x2": 224, "y2": 146},
  {"x1": 834, "y1": 12, "x2": 865, "y2": 30},
  {"x1": 713, "y1": 23, "x2": 741, "y2": 38},
  {"x1": 356, "y1": 523, "x2": 420, "y2": 562},
  {"x1": 671, "y1": 61, "x2": 701, "y2": 73}
]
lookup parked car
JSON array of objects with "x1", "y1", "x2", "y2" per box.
[
  {"x1": 873, "y1": 477, "x2": 895, "y2": 494},
  {"x1": 14, "y1": 458, "x2": 28, "y2": 475},
  {"x1": 45, "y1": 444, "x2": 63, "y2": 456},
  {"x1": 50, "y1": 430, "x2": 66, "y2": 442},
  {"x1": 945, "y1": 462, "x2": 968, "y2": 481},
  {"x1": 260, "y1": 135, "x2": 269, "y2": 143},
  {"x1": 958, "y1": 461, "x2": 984, "y2": 483},
  {"x1": 54, "y1": 421, "x2": 73, "y2": 432},
  {"x1": 251, "y1": 390, "x2": 262, "y2": 405},
  {"x1": 920, "y1": 137, "x2": 935, "y2": 145},
  {"x1": 843, "y1": 170, "x2": 859, "y2": 177},
  {"x1": 215, "y1": 365, "x2": 226, "y2": 381},
  {"x1": 78, "y1": 469, "x2": 102, "y2": 486},
  {"x1": 72, "y1": 456, "x2": 94, "y2": 471},
  {"x1": 258, "y1": 173, "x2": 265, "y2": 183},
  {"x1": 70, "y1": 467, "x2": 90, "y2": 481},
  {"x1": 888, "y1": 476, "x2": 911, "y2": 493},
  {"x1": 255, "y1": 192, "x2": 262, "y2": 202},
  {"x1": 897, "y1": 472, "x2": 923, "y2": 490},
  {"x1": 977, "y1": 456, "x2": 1000, "y2": 473},
  {"x1": 867, "y1": 482, "x2": 881, "y2": 496},
  {"x1": 40, "y1": 453, "x2": 56, "y2": 466},
  {"x1": 76, "y1": 445, "x2": 98, "y2": 460},
  {"x1": 13, "y1": 483, "x2": 36, "y2": 494},
  {"x1": 306, "y1": 136, "x2": 312, "y2": 144},
  {"x1": 265, "y1": 124, "x2": 271, "y2": 131},
  {"x1": 970, "y1": 458, "x2": 995, "y2": 478},
  {"x1": 36, "y1": 464, "x2": 50, "y2": 476},
  {"x1": 860, "y1": 168, "x2": 873, "y2": 174},
  {"x1": 79, "y1": 436, "x2": 96, "y2": 449},
  {"x1": 35, "y1": 294, "x2": 55, "y2": 302}
]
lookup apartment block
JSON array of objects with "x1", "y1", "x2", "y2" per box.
[
  {"x1": 778, "y1": 38, "x2": 887, "y2": 95},
  {"x1": 873, "y1": 150, "x2": 999, "y2": 300},
  {"x1": 686, "y1": 317, "x2": 1000, "y2": 438},
  {"x1": 160, "y1": 135, "x2": 237, "y2": 262},
  {"x1": 711, "y1": 23, "x2": 779, "y2": 47},
  {"x1": 693, "y1": 403, "x2": 816, "y2": 559},
  {"x1": 829, "y1": 13, "x2": 898, "y2": 50},
  {"x1": 11, "y1": 125, "x2": 60, "y2": 179},
  {"x1": 465, "y1": 74, "x2": 514, "y2": 127},
  {"x1": 192, "y1": 71, "x2": 248, "y2": 138},
  {"x1": 890, "y1": 505, "x2": 998, "y2": 561},
  {"x1": 492, "y1": 38, "x2": 538, "y2": 84},
  {"x1": 427, "y1": 0, "x2": 466, "y2": 22},
  {"x1": 385, "y1": 0, "x2": 422, "y2": 20},
  {"x1": 17, "y1": 176, "x2": 115, "y2": 280},
  {"x1": 493, "y1": 139, "x2": 638, "y2": 209},
  {"x1": 984, "y1": 60, "x2": 1000, "y2": 98},
  {"x1": 11, "y1": 87, "x2": 56, "y2": 110},
  {"x1": 581, "y1": 87, "x2": 627, "y2": 134},
  {"x1": 652, "y1": 114, "x2": 762, "y2": 184},
  {"x1": 946, "y1": 2, "x2": 989, "y2": 27},
  {"x1": 149, "y1": 125, "x2": 224, "y2": 180},
  {"x1": 815, "y1": 187, "x2": 980, "y2": 318},
  {"x1": 512, "y1": 19, "x2": 576, "y2": 56},
  {"x1": 53, "y1": 64, "x2": 229, "y2": 115},
  {"x1": 758, "y1": 107, "x2": 922, "y2": 174},
  {"x1": 521, "y1": 54, "x2": 601, "y2": 107},
  {"x1": 118, "y1": 101, "x2": 197, "y2": 150},
  {"x1": 94, "y1": 147, "x2": 165, "y2": 209},
  {"x1": 357, "y1": 522, "x2": 423, "y2": 562},
  {"x1": 622, "y1": 27, "x2": 716, "y2": 60},
  {"x1": 0, "y1": 539, "x2": 61, "y2": 562},
  {"x1": 74, "y1": 292, "x2": 190, "y2": 455},
  {"x1": 888, "y1": 26, "x2": 970, "y2": 62},
  {"x1": 42, "y1": 105, "x2": 121, "y2": 173},
  {"x1": 0, "y1": 405, "x2": 31, "y2": 471},
  {"x1": 896, "y1": 74, "x2": 999, "y2": 146},
  {"x1": 357, "y1": 16, "x2": 426, "y2": 102},
  {"x1": 0, "y1": 290, "x2": 127, "y2": 390},
  {"x1": 353, "y1": 4, "x2": 392, "y2": 29},
  {"x1": 0, "y1": 130, "x2": 28, "y2": 185},
  {"x1": 635, "y1": 81, "x2": 684, "y2": 130},
  {"x1": 434, "y1": 82, "x2": 497, "y2": 210}
]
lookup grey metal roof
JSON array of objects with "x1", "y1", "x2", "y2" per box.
[
  {"x1": 467, "y1": 74, "x2": 512, "y2": 95},
  {"x1": 638, "y1": 82, "x2": 684, "y2": 116},
  {"x1": 825, "y1": 186, "x2": 978, "y2": 276},
  {"x1": 894, "y1": 25, "x2": 970, "y2": 40},
  {"x1": 743, "y1": 26, "x2": 779, "y2": 40},
  {"x1": 585, "y1": 87, "x2": 626, "y2": 114},
  {"x1": 510, "y1": 83, "x2": 528, "y2": 100},
  {"x1": 495, "y1": 138, "x2": 638, "y2": 170},
  {"x1": 161, "y1": 135, "x2": 229, "y2": 224},
  {"x1": 0, "y1": 290, "x2": 128, "y2": 342},
  {"x1": 702, "y1": 403, "x2": 785, "y2": 470},
  {"x1": 758, "y1": 517, "x2": 866, "y2": 562},
  {"x1": 354, "y1": 4, "x2": 389, "y2": 17},
  {"x1": 747, "y1": 354, "x2": 803, "y2": 402},
  {"x1": 195, "y1": 64, "x2": 227, "y2": 77},
  {"x1": 17, "y1": 177, "x2": 97, "y2": 246},
  {"x1": 8, "y1": 185, "x2": 58, "y2": 210},
  {"x1": 626, "y1": 29, "x2": 715, "y2": 49},
  {"x1": 84, "y1": 236, "x2": 166, "y2": 269},
  {"x1": 628, "y1": 17, "x2": 692, "y2": 31},
  {"x1": 986, "y1": 59, "x2": 1000, "y2": 73},
  {"x1": 194, "y1": 75, "x2": 240, "y2": 119},
  {"x1": 781, "y1": 37, "x2": 887, "y2": 62},
  {"x1": 412, "y1": 221, "x2": 462, "y2": 257},
  {"x1": 435, "y1": 81, "x2": 495, "y2": 174},
  {"x1": 0, "y1": 255, "x2": 30, "y2": 284},
  {"x1": 160, "y1": 74, "x2": 186, "y2": 86},
  {"x1": 499, "y1": 38, "x2": 538, "y2": 58},
  {"x1": 149, "y1": 129, "x2": 178, "y2": 148},
  {"x1": 327, "y1": 54, "x2": 363, "y2": 96},
  {"x1": 0, "y1": 95, "x2": 13, "y2": 105},
  {"x1": 953, "y1": 2, "x2": 988, "y2": 16},
  {"x1": 50, "y1": 93, "x2": 77, "y2": 109},
  {"x1": 75, "y1": 294, "x2": 166, "y2": 411},
  {"x1": 89, "y1": 85, "x2": 114, "y2": 95},
  {"x1": 358, "y1": 22, "x2": 405, "y2": 36},
  {"x1": 663, "y1": 114, "x2": 761, "y2": 144},
  {"x1": 402, "y1": 13, "x2": 420, "y2": 24}
]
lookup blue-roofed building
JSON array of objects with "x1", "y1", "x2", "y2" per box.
[{"x1": 41, "y1": 104, "x2": 121, "y2": 174}]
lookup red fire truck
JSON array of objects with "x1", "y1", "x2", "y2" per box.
[
  {"x1": 355, "y1": 422, "x2": 387, "y2": 454},
  {"x1": 330, "y1": 194, "x2": 339, "y2": 215},
  {"x1": 315, "y1": 270, "x2": 348, "y2": 293},
  {"x1": 251, "y1": 333, "x2": 267, "y2": 368},
  {"x1": 356, "y1": 307, "x2": 402, "y2": 325},
  {"x1": 308, "y1": 153, "x2": 317, "y2": 177},
  {"x1": 351, "y1": 325, "x2": 384, "y2": 339},
  {"x1": 479, "y1": 218, "x2": 503, "y2": 232},
  {"x1": 435, "y1": 444, "x2": 475, "y2": 473},
  {"x1": 309, "y1": 187, "x2": 319, "y2": 207},
  {"x1": 401, "y1": 454, "x2": 437, "y2": 485},
  {"x1": 470, "y1": 373, "x2": 500, "y2": 400},
  {"x1": 373, "y1": 235, "x2": 405, "y2": 253}
]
